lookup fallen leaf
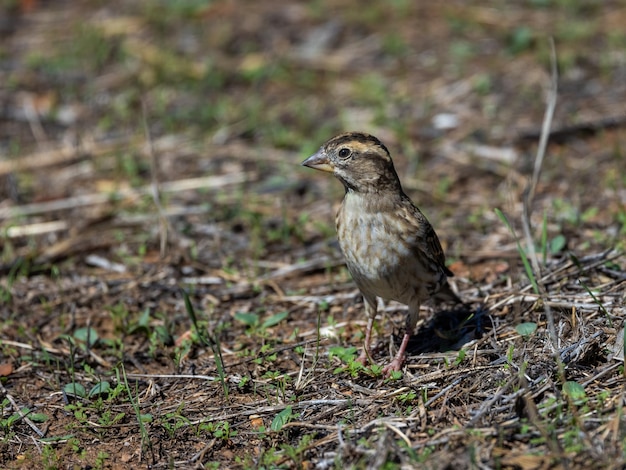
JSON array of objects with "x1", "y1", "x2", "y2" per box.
[{"x1": 0, "y1": 363, "x2": 14, "y2": 377}]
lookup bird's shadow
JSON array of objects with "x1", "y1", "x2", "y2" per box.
[{"x1": 404, "y1": 304, "x2": 490, "y2": 355}]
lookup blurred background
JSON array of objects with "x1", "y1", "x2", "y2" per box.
[
  {"x1": 1, "y1": 1, "x2": 625, "y2": 467},
  {"x1": 1, "y1": 0, "x2": 624, "y2": 271}
]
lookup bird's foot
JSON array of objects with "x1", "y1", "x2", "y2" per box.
[
  {"x1": 382, "y1": 333, "x2": 410, "y2": 376},
  {"x1": 356, "y1": 349, "x2": 370, "y2": 366},
  {"x1": 381, "y1": 355, "x2": 405, "y2": 376}
]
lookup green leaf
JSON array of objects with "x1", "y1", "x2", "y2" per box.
[
  {"x1": 138, "y1": 307, "x2": 151, "y2": 327},
  {"x1": 454, "y1": 349, "x2": 466, "y2": 365},
  {"x1": 73, "y1": 327, "x2": 99, "y2": 348},
  {"x1": 581, "y1": 207, "x2": 598, "y2": 222},
  {"x1": 388, "y1": 370, "x2": 403, "y2": 380},
  {"x1": 129, "y1": 308, "x2": 151, "y2": 334},
  {"x1": 563, "y1": 381, "x2": 586, "y2": 400},
  {"x1": 508, "y1": 26, "x2": 533, "y2": 54},
  {"x1": 261, "y1": 311, "x2": 288, "y2": 329},
  {"x1": 515, "y1": 322, "x2": 538, "y2": 337},
  {"x1": 234, "y1": 312, "x2": 259, "y2": 327},
  {"x1": 28, "y1": 412, "x2": 49, "y2": 423},
  {"x1": 64, "y1": 382, "x2": 87, "y2": 398},
  {"x1": 270, "y1": 406, "x2": 293, "y2": 432},
  {"x1": 89, "y1": 381, "x2": 111, "y2": 397},
  {"x1": 549, "y1": 235, "x2": 566, "y2": 254},
  {"x1": 329, "y1": 346, "x2": 358, "y2": 363},
  {"x1": 153, "y1": 325, "x2": 173, "y2": 345}
]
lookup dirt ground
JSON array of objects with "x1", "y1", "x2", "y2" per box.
[{"x1": 1, "y1": 1, "x2": 625, "y2": 468}]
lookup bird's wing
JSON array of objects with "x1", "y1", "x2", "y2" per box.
[{"x1": 401, "y1": 198, "x2": 454, "y2": 277}]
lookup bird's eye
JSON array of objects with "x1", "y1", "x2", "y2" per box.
[{"x1": 338, "y1": 148, "x2": 351, "y2": 159}]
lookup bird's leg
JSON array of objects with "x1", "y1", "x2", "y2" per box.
[
  {"x1": 382, "y1": 301, "x2": 420, "y2": 375},
  {"x1": 357, "y1": 295, "x2": 377, "y2": 366}
]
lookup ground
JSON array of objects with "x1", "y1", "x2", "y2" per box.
[{"x1": 1, "y1": 1, "x2": 625, "y2": 469}]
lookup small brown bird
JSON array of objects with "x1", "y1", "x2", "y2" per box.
[{"x1": 302, "y1": 132, "x2": 461, "y2": 374}]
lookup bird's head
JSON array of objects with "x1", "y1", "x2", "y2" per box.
[{"x1": 301, "y1": 132, "x2": 402, "y2": 193}]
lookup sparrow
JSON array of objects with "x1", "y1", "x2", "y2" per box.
[{"x1": 302, "y1": 132, "x2": 461, "y2": 374}]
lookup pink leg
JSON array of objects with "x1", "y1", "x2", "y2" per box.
[
  {"x1": 382, "y1": 332, "x2": 410, "y2": 374},
  {"x1": 382, "y1": 302, "x2": 420, "y2": 375}
]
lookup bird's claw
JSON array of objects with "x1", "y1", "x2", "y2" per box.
[
  {"x1": 382, "y1": 360, "x2": 403, "y2": 376},
  {"x1": 356, "y1": 347, "x2": 373, "y2": 366}
]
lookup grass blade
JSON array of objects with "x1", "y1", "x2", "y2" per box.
[
  {"x1": 181, "y1": 288, "x2": 228, "y2": 398},
  {"x1": 495, "y1": 208, "x2": 539, "y2": 294}
]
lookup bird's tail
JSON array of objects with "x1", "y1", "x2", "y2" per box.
[{"x1": 434, "y1": 281, "x2": 464, "y2": 305}]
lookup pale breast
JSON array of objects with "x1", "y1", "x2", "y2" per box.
[{"x1": 336, "y1": 192, "x2": 446, "y2": 305}]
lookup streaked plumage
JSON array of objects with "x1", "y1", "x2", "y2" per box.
[{"x1": 302, "y1": 132, "x2": 460, "y2": 374}]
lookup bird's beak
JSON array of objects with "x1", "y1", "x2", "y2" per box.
[{"x1": 301, "y1": 149, "x2": 334, "y2": 173}]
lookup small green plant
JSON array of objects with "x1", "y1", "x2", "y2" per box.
[
  {"x1": 198, "y1": 420, "x2": 238, "y2": 441},
  {"x1": 539, "y1": 211, "x2": 568, "y2": 261},
  {"x1": 0, "y1": 284, "x2": 11, "y2": 305},
  {"x1": 506, "y1": 343, "x2": 515, "y2": 367},
  {"x1": 562, "y1": 381, "x2": 586, "y2": 404},
  {"x1": 0, "y1": 400, "x2": 45, "y2": 438},
  {"x1": 515, "y1": 322, "x2": 538, "y2": 337},
  {"x1": 453, "y1": 349, "x2": 466, "y2": 366},
  {"x1": 255, "y1": 343, "x2": 278, "y2": 365},
  {"x1": 182, "y1": 289, "x2": 228, "y2": 398},
  {"x1": 161, "y1": 411, "x2": 191, "y2": 438},
  {"x1": 328, "y1": 346, "x2": 358, "y2": 364},
  {"x1": 495, "y1": 208, "x2": 539, "y2": 294},
  {"x1": 71, "y1": 327, "x2": 99, "y2": 350},
  {"x1": 329, "y1": 346, "x2": 365, "y2": 376},
  {"x1": 343, "y1": 360, "x2": 367, "y2": 378},
  {"x1": 41, "y1": 444, "x2": 61, "y2": 469},
  {"x1": 67, "y1": 437, "x2": 85, "y2": 458},
  {"x1": 578, "y1": 279, "x2": 612, "y2": 326},
  {"x1": 397, "y1": 390, "x2": 417, "y2": 405},
  {"x1": 63, "y1": 382, "x2": 87, "y2": 399},
  {"x1": 237, "y1": 376, "x2": 250, "y2": 389},
  {"x1": 364, "y1": 361, "x2": 383, "y2": 376},
  {"x1": 118, "y1": 364, "x2": 152, "y2": 454},
  {"x1": 449, "y1": 40, "x2": 476, "y2": 63},
  {"x1": 108, "y1": 302, "x2": 132, "y2": 334},
  {"x1": 382, "y1": 32, "x2": 408, "y2": 57},
  {"x1": 234, "y1": 310, "x2": 289, "y2": 336},
  {"x1": 507, "y1": 26, "x2": 534, "y2": 54},
  {"x1": 270, "y1": 406, "x2": 294, "y2": 432},
  {"x1": 0, "y1": 255, "x2": 32, "y2": 304},
  {"x1": 280, "y1": 432, "x2": 315, "y2": 468},
  {"x1": 94, "y1": 451, "x2": 110, "y2": 470},
  {"x1": 472, "y1": 73, "x2": 493, "y2": 95},
  {"x1": 97, "y1": 409, "x2": 126, "y2": 428},
  {"x1": 561, "y1": 427, "x2": 585, "y2": 453},
  {"x1": 262, "y1": 369, "x2": 291, "y2": 400},
  {"x1": 65, "y1": 402, "x2": 89, "y2": 425}
]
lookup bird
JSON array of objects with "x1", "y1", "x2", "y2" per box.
[{"x1": 302, "y1": 132, "x2": 461, "y2": 374}]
